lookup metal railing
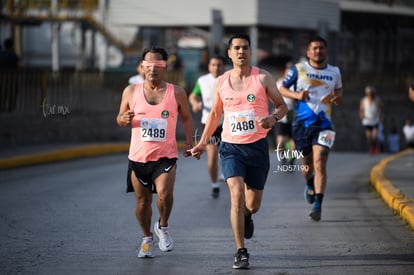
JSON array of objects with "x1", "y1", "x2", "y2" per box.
[
  {"x1": 0, "y1": 70, "x2": 185, "y2": 114},
  {"x1": 6, "y1": 0, "x2": 99, "y2": 13}
]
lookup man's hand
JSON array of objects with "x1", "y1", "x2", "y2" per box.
[
  {"x1": 191, "y1": 102, "x2": 203, "y2": 113},
  {"x1": 298, "y1": 90, "x2": 310, "y2": 101},
  {"x1": 331, "y1": 95, "x2": 342, "y2": 106},
  {"x1": 257, "y1": 116, "x2": 275, "y2": 129},
  {"x1": 183, "y1": 143, "x2": 193, "y2": 157},
  {"x1": 118, "y1": 111, "x2": 134, "y2": 127},
  {"x1": 190, "y1": 143, "x2": 206, "y2": 160}
]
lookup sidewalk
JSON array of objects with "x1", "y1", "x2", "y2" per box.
[{"x1": 1, "y1": 143, "x2": 413, "y2": 231}]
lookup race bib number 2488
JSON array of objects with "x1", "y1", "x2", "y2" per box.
[{"x1": 228, "y1": 109, "x2": 257, "y2": 136}]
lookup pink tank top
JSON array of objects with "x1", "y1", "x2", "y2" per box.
[
  {"x1": 219, "y1": 66, "x2": 270, "y2": 144},
  {"x1": 128, "y1": 83, "x2": 179, "y2": 162}
]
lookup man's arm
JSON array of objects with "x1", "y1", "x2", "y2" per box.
[
  {"x1": 189, "y1": 83, "x2": 202, "y2": 113},
  {"x1": 191, "y1": 78, "x2": 223, "y2": 159},
  {"x1": 279, "y1": 86, "x2": 309, "y2": 101},
  {"x1": 175, "y1": 86, "x2": 195, "y2": 156},
  {"x1": 278, "y1": 66, "x2": 309, "y2": 101},
  {"x1": 359, "y1": 98, "x2": 364, "y2": 120},
  {"x1": 116, "y1": 85, "x2": 134, "y2": 127},
  {"x1": 331, "y1": 87, "x2": 343, "y2": 106},
  {"x1": 198, "y1": 78, "x2": 223, "y2": 143},
  {"x1": 409, "y1": 82, "x2": 414, "y2": 102},
  {"x1": 259, "y1": 69, "x2": 287, "y2": 129},
  {"x1": 331, "y1": 67, "x2": 343, "y2": 106}
]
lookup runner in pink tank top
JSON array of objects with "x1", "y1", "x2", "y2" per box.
[
  {"x1": 116, "y1": 47, "x2": 194, "y2": 258},
  {"x1": 128, "y1": 82, "x2": 179, "y2": 163},
  {"x1": 190, "y1": 34, "x2": 287, "y2": 269},
  {"x1": 220, "y1": 66, "x2": 271, "y2": 144}
]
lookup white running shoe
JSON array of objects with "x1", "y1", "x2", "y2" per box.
[
  {"x1": 137, "y1": 236, "x2": 154, "y2": 258},
  {"x1": 154, "y1": 221, "x2": 174, "y2": 252}
]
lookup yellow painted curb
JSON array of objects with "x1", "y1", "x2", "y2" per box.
[
  {"x1": 370, "y1": 148, "x2": 414, "y2": 231},
  {"x1": 0, "y1": 143, "x2": 130, "y2": 170},
  {"x1": 0, "y1": 142, "x2": 189, "y2": 170}
]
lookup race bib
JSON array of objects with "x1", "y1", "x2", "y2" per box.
[
  {"x1": 140, "y1": 118, "x2": 167, "y2": 142},
  {"x1": 228, "y1": 109, "x2": 257, "y2": 136},
  {"x1": 317, "y1": 129, "x2": 336, "y2": 148}
]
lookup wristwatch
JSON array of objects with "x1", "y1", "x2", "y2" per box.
[{"x1": 273, "y1": 114, "x2": 279, "y2": 121}]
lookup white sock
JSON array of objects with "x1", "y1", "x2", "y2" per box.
[{"x1": 143, "y1": 236, "x2": 153, "y2": 241}]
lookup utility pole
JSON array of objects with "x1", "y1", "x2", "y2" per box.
[
  {"x1": 51, "y1": 0, "x2": 60, "y2": 73},
  {"x1": 210, "y1": 9, "x2": 223, "y2": 56}
]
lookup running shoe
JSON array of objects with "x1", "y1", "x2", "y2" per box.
[
  {"x1": 304, "y1": 185, "x2": 315, "y2": 204},
  {"x1": 154, "y1": 221, "x2": 174, "y2": 252},
  {"x1": 232, "y1": 248, "x2": 250, "y2": 269},
  {"x1": 137, "y1": 236, "x2": 154, "y2": 258},
  {"x1": 244, "y1": 214, "x2": 254, "y2": 239},
  {"x1": 309, "y1": 207, "x2": 321, "y2": 221},
  {"x1": 211, "y1": 187, "x2": 220, "y2": 198}
]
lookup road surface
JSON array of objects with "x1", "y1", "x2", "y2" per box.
[{"x1": 1, "y1": 151, "x2": 414, "y2": 274}]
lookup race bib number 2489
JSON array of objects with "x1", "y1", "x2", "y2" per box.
[{"x1": 140, "y1": 118, "x2": 167, "y2": 142}]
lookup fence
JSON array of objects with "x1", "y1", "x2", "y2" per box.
[
  {"x1": 0, "y1": 69, "x2": 412, "y2": 151},
  {"x1": 0, "y1": 69, "x2": 184, "y2": 114}
]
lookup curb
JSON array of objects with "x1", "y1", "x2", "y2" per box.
[
  {"x1": 0, "y1": 142, "x2": 189, "y2": 170},
  {"x1": 370, "y1": 148, "x2": 414, "y2": 231},
  {"x1": 0, "y1": 143, "x2": 130, "y2": 170}
]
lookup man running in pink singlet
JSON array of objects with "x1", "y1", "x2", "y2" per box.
[
  {"x1": 117, "y1": 47, "x2": 194, "y2": 258},
  {"x1": 191, "y1": 34, "x2": 287, "y2": 269}
]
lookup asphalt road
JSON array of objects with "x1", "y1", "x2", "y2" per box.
[{"x1": 1, "y1": 151, "x2": 414, "y2": 274}]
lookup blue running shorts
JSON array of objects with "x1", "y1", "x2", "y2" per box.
[
  {"x1": 292, "y1": 121, "x2": 333, "y2": 156},
  {"x1": 219, "y1": 138, "x2": 269, "y2": 190}
]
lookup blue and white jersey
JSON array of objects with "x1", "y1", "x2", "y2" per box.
[{"x1": 282, "y1": 61, "x2": 342, "y2": 128}]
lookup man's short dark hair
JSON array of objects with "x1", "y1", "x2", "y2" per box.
[
  {"x1": 142, "y1": 47, "x2": 169, "y2": 61},
  {"x1": 227, "y1": 34, "x2": 251, "y2": 49},
  {"x1": 307, "y1": 36, "x2": 328, "y2": 48},
  {"x1": 210, "y1": 55, "x2": 226, "y2": 64}
]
